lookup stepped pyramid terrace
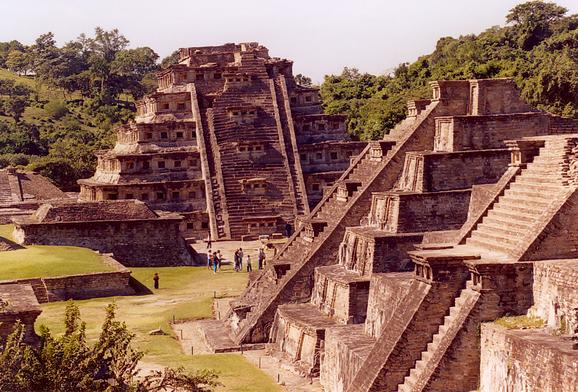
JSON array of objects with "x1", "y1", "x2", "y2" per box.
[
  {"x1": 196, "y1": 78, "x2": 578, "y2": 391},
  {"x1": 78, "y1": 42, "x2": 366, "y2": 240},
  {"x1": 0, "y1": 167, "x2": 70, "y2": 224}
]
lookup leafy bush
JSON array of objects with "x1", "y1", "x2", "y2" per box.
[
  {"x1": 44, "y1": 100, "x2": 68, "y2": 119},
  {"x1": 0, "y1": 302, "x2": 221, "y2": 392}
]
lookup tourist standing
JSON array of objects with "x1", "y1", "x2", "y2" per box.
[
  {"x1": 213, "y1": 251, "x2": 219, "y2": 274},
  {"x1": 246, "y1": 254, "x2": 252, "y2": 272},
  {"x1": 238, "y1": 248, "x2": 244, "y2": 271},
  {"x1": 233, "y1": 249, "x2": 240, "y2": 272},
  {"x1": 258, "y1": 248, "x2": 265, "y2": 270},
  {"x1": 206, "y1": 235, "x2": 212, "y2": 250},
  {"x1": 217, "y1": 250, "x2": 223, "y2": 270},
  {"x1": 153, "y1": 273, "x2": 159, "y2": 289},
  {"x1": 207, "y1": 252, "x2": 213, "y2": 270}
]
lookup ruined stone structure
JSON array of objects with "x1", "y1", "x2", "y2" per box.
[
  {"x1": 78, "y1": 43, "x2": 365, "y2": 240},
  {"x1": 0, "y1": 254, "x2": 134, "y2": 303},
  {"x1": 198, "y1": 78, "x2": 578, "y2": 391},
  {"x1": 0, "y1": 284, "x2": 41, "y2": 345},
  {"x1": 0, "y1": 167, "x2": 69, "y2": 224},
  {"x1": 12, "y1": 200, "x2": 196, "y2": 266}
]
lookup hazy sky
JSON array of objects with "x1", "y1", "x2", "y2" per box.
[{"x1": 1, "y1": 0, "x2": 577, "y2": 82}]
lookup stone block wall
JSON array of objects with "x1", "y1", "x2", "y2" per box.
[
  {"x1": 480, "y1": 324, "x2": 578, "y2": 392},
  {"x1": 0, "y1": 255, "x2": 134, "y2": 303},
  {"x1": 434, "y1": 113, "x2": 549, "y2": 152},
  {"x1": 400, "y1": 149, "x2": 510, "y2": 193},
  {"x1": 530, "y1": 259, "x2": 578, "y2": 335},
  {"x1": 14, "y1": 219, "x2": 195, "y2": 266},
  {"x1": 396, "y1": 190, "x2": 472, "y2": 233},
  {"x1": 363, "y1": 272, "x2": 414, "y2": 338}
]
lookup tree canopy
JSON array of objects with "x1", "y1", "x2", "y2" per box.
[
  {"x1": 320, "y1": 1, "x2": 578, "y2": 140},
  {"x1": 0, "y1": 302, "x2": 220, "y2": 392}
]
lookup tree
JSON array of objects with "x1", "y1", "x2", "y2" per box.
[
  {"x1": 5, "y1": 50, "x2": 29, "y2": 74},
  {"x1": 294, "y1": 73, "x2": 312, "y2": 86},
  {"x1": 161, "y1": 50, "x2": 180, "y2": 68},
  {"x1": 507, "y1": 0, "x2": 568, "y2": 49},
  {"x1": 0, "y1": 302, "x2": 221, "y2": 392},
  {"x1": 0, "y1": 79, "x2": 32, "y2": 122}
]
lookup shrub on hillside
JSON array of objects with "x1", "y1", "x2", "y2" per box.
[{"x1": 44, "y1": 100, "x2": 68, "y2": 120}]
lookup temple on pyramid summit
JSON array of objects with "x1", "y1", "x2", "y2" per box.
[{"x1": 77, "y1": 42, "x2": 366, "y2": 240}]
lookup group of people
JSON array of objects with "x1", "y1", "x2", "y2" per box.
[
  {"x1": 207, "y1": 250, "x2": 223, "y2": 273},
  {"x1": 233, "y1": 247, "x2": 267, "y2": 272},
  {"x1": 205, "y1": 235, "x2": 271, "y2": 274}
]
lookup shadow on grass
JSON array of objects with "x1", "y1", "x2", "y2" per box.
[{"x1": 129, "y1": 276, "x2": 153, "y2": 295}]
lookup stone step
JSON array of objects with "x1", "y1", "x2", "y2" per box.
[
  {"x1": 495, "y1": 196, "x2": 549, "y2": 214},
  {"x1": 508, "y1": 181, "x2": 566, "y2": 194},
  {"x1": 503, "y1": 188, "x2": 555, "y2": 201},
  {"x1": 465, "y1": 236, "x2": 513, "y2": 255},
  {"x1": 470, "y1": 226, "x2": 522, "y2": 247},
  {"x1": 515, "y1": 173, "x2": 569, "y2": 185},
  {"x1": 487, "y1": 205, "x2": 540, "y2": 223},
  {"x1": 479, "y1": 216, "x2": 532, "y2": 235}
]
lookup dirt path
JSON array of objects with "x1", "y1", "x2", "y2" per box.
[{"x1": 171, "y1": 320, "x2": 323, "y2": 392}]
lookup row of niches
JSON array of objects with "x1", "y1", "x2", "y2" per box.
[
  {"x1": 228, "y1": 108, "x2": 258, "y2": 125},
  {"x1": 142, "y1": 129, "x2": 196, "y2": 142},
  {"x1": 100, "y1": 157, "x2": 200, "y2": 173},
  {"x1": 137, "y1": 99, "x2": 193, "y2": 116},
  {"x1": 298, "y1": 121, "x2": 342, "y2": 133},
  {"x1": 300, "y1": 150, "x2": 354, "y2": 163},
  {"x1": 103, "y1": 188, "x2": 205, "y2": 202},
  {"x1": 240, "y1": 178, "x2": 268, "y2": 194}
]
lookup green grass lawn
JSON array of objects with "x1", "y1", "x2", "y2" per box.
[
  {"x1": 37, "y1": 265, "x2": 281, "y2": 391},
  {"x1": 0, "y1": 224, "x2": 114, "y2": 280}
]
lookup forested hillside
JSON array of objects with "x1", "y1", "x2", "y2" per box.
[
  {"x1": 0, "y1": 1, "x2": 576, "y2": 190},
  {"x1": 320, "y1": 1, "x2": 578, "y2": 140},
  {"x1": 0, "y1": 28, "x2": 158, "y2": 190}
]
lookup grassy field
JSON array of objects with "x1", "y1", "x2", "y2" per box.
[
  {"x1": 37, "y1": 265, "x2": 282, "y2": 391},
  {"x1": 0, "y1": 224, "x2": 115, "y2": 280}
]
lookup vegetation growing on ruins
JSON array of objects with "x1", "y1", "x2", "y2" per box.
[
  {"x1": 494, "y1": 315, "x2": 545, "y2": 329},
  {"x1": 320, "y1": 1, "x2": 578, "y2": 139},
  {"x1": 0, "y1": 1, "x2": 575, "y2": 185},
  {"x1": 0, "y1": 302, "x2": 221, "y2": 391},
  {"x1": 37, "y1": 266, "x2": 281, "y2": 391}
]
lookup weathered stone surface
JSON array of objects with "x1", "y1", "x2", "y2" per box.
[
  {"x1": 78, "y1": 43, "x2": 366, "y2": 240},
  {"x1": 12, "y1": 200, "x2": 196, "y2": 266},
  {"x1": 0, "y1": 284, "x2": 41, "y2": 344},
  {"x1": 480, "y1": 323, "x2": 578, "y2": 392}
]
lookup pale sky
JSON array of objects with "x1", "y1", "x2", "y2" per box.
[{"x1": 1, "y1": 0, "x2": 577, "y2": 82}]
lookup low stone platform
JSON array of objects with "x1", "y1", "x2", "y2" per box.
[
  {"x1": 196, "y1": 319, "x2": 265, "y2": 353},
  {"x1": 321, "y1": 324, "x2": 376, "y2": 392}
]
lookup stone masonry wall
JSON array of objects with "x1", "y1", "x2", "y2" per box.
[
  {"x1": 401, "y1": 149, "x2": 510, "y2": 193},
  {"x1": 396, "y1": 190, "x2": 472, "y2": 233},
  {"x1": 0, "y1": 255, "x2": 134, "y2": 303},
  {"x1": 530, "y1": 259, "x2": 578, "y2": 335},
  {"x1": 14, "y1": 219, "x2": 194, "y2": 266},
  {"x1": 480, "y1": 324, "x2": 578, "y2": 392}
]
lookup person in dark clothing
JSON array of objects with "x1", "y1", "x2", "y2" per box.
[
  {"x1": 213, "y1": 252, "x2": 219, "y2": 274},
  {"x1": 153, "y1": 273, "x2": 159, "y2": 289},
  {"x1": 233, "y1": 249, "x2": 240, "y2": 272},
  {"x1": 285, "y1": 223, "x2": 292, "y2": 237},
  {"x1": 258, "y1": 248, "x2": 265, "y2": 270},
  {"x1": 246, "y1": 255, "x2": 252, "y2": 272}
]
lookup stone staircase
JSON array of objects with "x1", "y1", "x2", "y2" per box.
[
  {"x1": 465, "y1": 137, "x2": 577, "y2": 257},
  {"x1": 397, "y1": 287, "x2": 480, "y2": 392},
  {"x1": 225, "y1": 99, "x2": 443, "y2": 345},
  {"x1": 0, "y1": 172, "x2": 14, "y2": 204},
  {"x1": 199, "y1": 106, "x2": 229, "y2": 239},
  {"x1": 200, "y1": 61, "x2": 302, "y2": 239},
  {"x1": 273, "y1": 75, "x2": 309, "y2": 216}
]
